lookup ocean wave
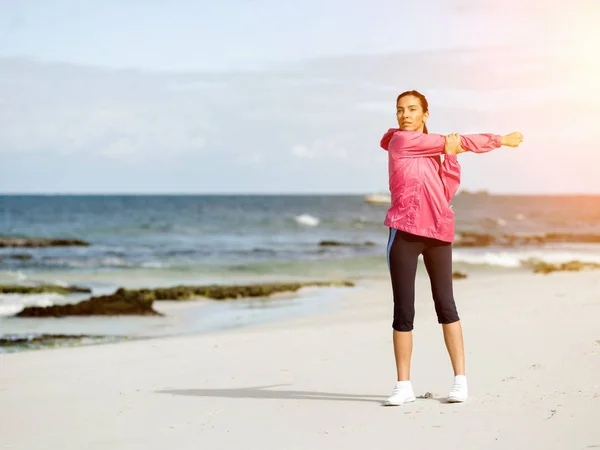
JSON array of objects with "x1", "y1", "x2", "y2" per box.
[
  {"x1": 39, "y1": 257, "x2": 134, "y2": 268},
  {"x1": 236, "y1": 215, "x2": 383, "y2": 230},
  {"x1": 36, "y1": 257, "x2": 174, "y2": 270},
  {"x1": 453, "y1": 248, "x2": 600, "y2": 268},
  {"x1": 140, "y1": 261, "x2": 166, "y2": 269},
  {"x1": 3, "y1": 256, "x2": 166, "y2": 270},
  {"x1": 0, "y1": 271, "x2": 28, "y2": 282},
  {"x1": 89, "y1": 223, "x2": 204, "y2": 235},
  {"x1": 0, "y1": 293, "x2": 63, "y2": 317},
  {"x1": 479, "y1": 217, "x2": 508, "y2": 228},
  {"x1": 295, "y1": 214, "x2": 320, "y2": 227}
]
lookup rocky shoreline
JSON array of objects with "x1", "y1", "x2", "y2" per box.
[
  {"x1": 2, "y1": 233, "x2": 600, "y2": 252},
  {"x1": 454, "y1": 232, "x2": 600, "y2": 248},
  {"x1": 523, "y1": 259, "x2": 600, "y2": 274},
  {"x1": 11, "y1": 281, "x2": 356, "y2": 317},
  {"x1": 5, "y1": 257, "x2": 600, "y2": 318},
  {"x1": 0, "y1": 333, "x2": 126, "y2": 352}
]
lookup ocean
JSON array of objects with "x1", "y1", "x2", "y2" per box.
[{"x1": 2, "y1": 194, "x2": 600, "y2": 351}]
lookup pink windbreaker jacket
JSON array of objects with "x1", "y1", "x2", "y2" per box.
[{"x1": 380, "y1": 129, "x2": 502, "y2": 242}]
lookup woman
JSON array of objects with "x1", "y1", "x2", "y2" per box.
[{"x1": 380, "y1": 90, "x2": 523, "y2": 406}]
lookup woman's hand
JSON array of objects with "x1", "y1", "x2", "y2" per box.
[
  {"x1": 444, "y1": 133, "x2": 466, "y2": 155},
  {"x1": 501, "y1": 131, "x2": 524, "y2": 147}
]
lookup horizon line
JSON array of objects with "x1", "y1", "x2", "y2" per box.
[{"x1": 1, "y1": 191, "x2": 600, "y2": 197}]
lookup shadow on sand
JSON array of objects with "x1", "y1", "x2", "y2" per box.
[{"x1": 156, "y1": 384, "x2": 450, "y2": 405}]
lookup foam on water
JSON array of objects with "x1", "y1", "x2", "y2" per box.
[
  {"x1": 453, "y1": 246, "x2": 600, "y2": 268},
  {"x1": 295, "y1": 214, "x2": 320, "y2": 227},
  {"x1": 0, "y1": 293, "x2": 63, "y2": 317},
  {"x1": 0, "y1": 271, "x2": 28, "y2": 283}
]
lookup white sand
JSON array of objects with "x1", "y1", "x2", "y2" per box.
[{"x1": 1, "y1": 270, "x2": 599, "y2": 450}]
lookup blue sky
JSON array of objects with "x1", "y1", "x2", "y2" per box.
[
  {"x1": 1, "y1": 0, "x2": 599, "y2": 194},
  {"x1": 0, "y1": 0, "x2": 532, "y2": 71}
]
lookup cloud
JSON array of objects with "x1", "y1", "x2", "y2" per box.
[
  {"x1": 291, "y1": 145, "x2": 314, "y2": 159},
  {"x1": 0, "y1": 58, "x2": 211, "y2": 161},
  {"x1": 1, "y1": 39, "x2": 598, "y2": 193}
]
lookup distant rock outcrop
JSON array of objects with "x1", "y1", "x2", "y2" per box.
[
  {"x1": 0, "y1": 284, "x2": 92, "y2": 295},
  {"x1": 0, "y1": 237, "x2": 89, "y2": 247},
  {"x1": 521, "y1": 259, "x2": 600, "y2": 274},
  {"x1": 454, "y1": 232, "x2": 600, "y2": 248},
  {"x1": 319, "y1": 240, "x2": 376, "y2": 247}
]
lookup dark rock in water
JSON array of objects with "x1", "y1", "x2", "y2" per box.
[
  {"x1": 0, "y1": 284, "x2": 92, "y2": 295},
  {"x1": 522, "y1": 259, "x2": 600, "y2": 274},
  {"x1": 134, "y1": 280, "x2": 354, "y2": 301},
  {"x1": 319, "y1": 241, "x2": 343, "y2": 246},
  {"x1": 0, "y1": 333, "x2": 124, "y2": 352},
  {"x1": 0, "y1": 333, "x2": 92, "y2": 346},
  {"x1": 452, "y1": 271, "x2": 468, "y2": 280},
  {"x1": 453, "y1": 232, "x2": 496, "y2": 248},
  {"x1": 542, "y1": 233, "x2": 600, "y2": 244},
  {"x1": 319, "y1": 240, "x2": 376, "y2": 247},
  {"x1": 7, "y1": 253, "x2": 33, "y2": 260},
  {"x1": 14, "y1": 281, "x2": 354, "y2": 317},
  {"x1": 16, "y1": 290, "x2": 160, "y2": 317},
  {"x1": 0, "y1": 237, "x2": 89, "y2": 248},
  {"x1": 455, "y1": 231, "x2": 600, "y2": 248},
  {"x1": 161, "y1": 281, "x2": 355, "y2": 300},
  {"x1": 458, "y1": 189, "x2": 490, "y2": 196}
]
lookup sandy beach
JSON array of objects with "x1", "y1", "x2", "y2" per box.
[{"x1": 1, "y1": 269, "x2": 599, "y2": 450}]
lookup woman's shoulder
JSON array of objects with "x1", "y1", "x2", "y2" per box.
[{"x1": 381, "y1": 129, "x2": 425, "y2": 150}]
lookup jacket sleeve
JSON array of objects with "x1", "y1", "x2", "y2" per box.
[
  {"x1": 386, "y1": 130, "x2": 502, "y2": 157},
  {"x1": 440, "y1": 155, "x2": 461, "y2": 202},
  {"x1": 459, "y1": 134, "x2": 502, "y2": 153},
  {"x1": 389, "y1": 132, "x2": 446, "y2": 157}
]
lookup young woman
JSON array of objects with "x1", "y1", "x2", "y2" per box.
[{"x1": 380, "y1": 90, "x2": 523, "y2": 406}]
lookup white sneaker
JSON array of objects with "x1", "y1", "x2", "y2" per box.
[
  {"x1": 383, "y1": 381, "x2": 416, "y2": 406},
  {"x1": 446, "y1": 375, "x2": 468, "y2": 403}
]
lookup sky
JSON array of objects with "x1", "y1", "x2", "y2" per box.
[{"x1": 1, "y1": 0, "x2": 599, "y2": 194}]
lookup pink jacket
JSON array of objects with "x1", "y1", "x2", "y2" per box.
[{"x1": 380, "y1": 129, "x2": 502, "y2": 242}]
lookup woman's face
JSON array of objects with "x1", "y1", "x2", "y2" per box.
[{"x1": 396, "y1": 95, "x2": 429, "y2": 131}]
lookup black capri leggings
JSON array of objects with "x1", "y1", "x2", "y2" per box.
[{"x1": 387, "y1": 228, "x2": 460, "y2": 332}]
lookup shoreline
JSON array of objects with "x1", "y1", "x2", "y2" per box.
[
  {"x1": 0, "y1": 282, "x2": 358, "y2": 353},
  {"x1": 1, "y1": 269, "x2": 599, "y2": 448},
  {"x1": 0, "y1": 261, "x2": 594, "y2": 354}
]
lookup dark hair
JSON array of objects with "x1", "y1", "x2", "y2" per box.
[{"x1": 396, "y1": 90, "x2": 429, "y2": 134}]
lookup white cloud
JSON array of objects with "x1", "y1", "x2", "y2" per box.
[
  {"x1": 1, "y1": 40, "x2": 599, "y2": 193},
  {"x1": 291, "y1": 145, "x2": 314, "y2": 159}
]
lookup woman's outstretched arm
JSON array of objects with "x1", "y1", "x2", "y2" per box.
[
  {"x1": 381, "y1": 129, "x2": 523, "y2": 158},
  {"x1": 446, "y1": 131, "x2": 524, "y2": 155},
  {"x1": 439, "y1": 131, "x2": 523, "y2": 202}
]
